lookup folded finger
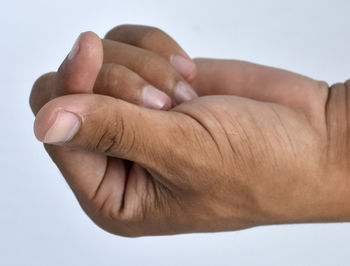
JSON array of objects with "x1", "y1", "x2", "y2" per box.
[
  {"x1": 94, "y1": 64, "x2": 171, "y2": 110},
  {"x1": 105, "y1": 24, "x2": 196, "y2": 82},
  {"x1": 30, "y1": 72, "x2": 55, "y2": 115},
  {"x1": 30, "y1": 64, "x2": 172, "y2": 113},
  {"x1": 102, "y1": 39, "x2": 197, "y2": 105}
]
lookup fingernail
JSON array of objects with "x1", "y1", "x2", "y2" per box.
[
  {"x1": 174, "y1": 81, "x2": 198, "y2": 104},
  {"x1": 142, "y1": 85, "x2": 172, "y2": 110},
  {"x1": 68, "y1": 34, "x2": 80, "y2": 60},
  {"x1": 170, "y1": 55, "x2": 196, "y2": 80},
  {"x1": 43, "y1": 111, "x2": 81, "y2": 143}
]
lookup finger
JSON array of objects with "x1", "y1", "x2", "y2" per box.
[
  {"x1": 30, "y1": 72, "x2": 56, "y2": 115},
  {"x1": 30, "y1": 31, "x2": 103, "y2": 114},
  {"x1": 94, "y1": 64, "x2": 171, "y2": 110},
  {"x1": 191, "y1": 58, "x2": 329, "y2": 117},
  {"x1": 33, "y1": 94, "x2": 186, "y2": 172},
  {"x1": 29, "y1": 64, "x2": 172, "y2": 113},
  {"x1": 30, "y1": 31, "x2": 109, "y2": 204},
  {"x1": 102, "y1": 39, "x2": 197, "y2": 105},
  {"x1": 49, "y1": 30, "x2": 107, "y2": 202},
  {"x1": 105, "y1": 24, "x2": 197, "y2": 82},
  {"x1": 53, "y1": 31, "x2": 103, "y2": 97}
]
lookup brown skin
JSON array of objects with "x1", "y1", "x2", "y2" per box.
[{"x1": 30, "y1": 25, "x2": 350, "y2": 237}]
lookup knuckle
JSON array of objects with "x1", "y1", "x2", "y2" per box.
[
  {"x1": 105, "y1": 25, "x2": 123, "y2": 39},
  {"x1": 94, "y1": 117, "x2": 124, "y2": 153},
  {"x1": 30, "y1": 72, "x2": 55, "y2": 114},
  {"x1": 105, "y1": 24, "x2": 133, "y2": 39},
  {"x1": 31, "y1": 72, "x2": 54, "y2": 92},
  {"x1": 102, "y1": 65, "x2": 121, "y2": 92},
  {"x1": 90, "y1": 209, "x2": 144, "y2": 237},
  {"x1": 93, "y1": 111, "x2": 135, "y2": 157},
  {"x1": 91, "y1": 203, "x2": 146, "y2": 237},
  {"x1": 109, "y1": 214, "x2": 144, "y2": 237},
  {"x1": 97, "y1": 64, "x2": 146, "y2": 104},
  {"x1": 140, "y1": 26, "x2": 166, "y2": 46}
]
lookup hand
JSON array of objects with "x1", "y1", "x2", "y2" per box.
[
  {"x1": 30, "y1": 25, "x2": 350, "y2": 236},
  {"x1": 30, "y1": 25, "x2": 199, "y2": 237}
]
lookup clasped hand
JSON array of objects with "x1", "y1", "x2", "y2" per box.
[{"x1": 30, "y1": 25, "x2": 350, "y2": 236}]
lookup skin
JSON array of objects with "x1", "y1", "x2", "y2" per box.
[{"x1": 30, "y1": 25, "x2": 350, "y2": 237}]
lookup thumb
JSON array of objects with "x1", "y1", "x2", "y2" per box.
[{"x1": 34, "y1": 93, "x2": 180, "y2": 168}]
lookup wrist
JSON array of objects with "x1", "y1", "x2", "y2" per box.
[{"x1": 322, "y1": 80, "x2": 350, "y2": 222}]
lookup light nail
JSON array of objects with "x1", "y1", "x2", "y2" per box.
[
  {"x1": 142, "y1": 85, "x2": 172, "y2": 110},
  {"x1": 171, "y1": 55, "x2": 196, "y2": 80},
  {"x1": 174, "y1": 81, "x2": 198, "y2": 104},
  {"x1": 43, "y1": 111, "x2": 81, "y2": 143}
]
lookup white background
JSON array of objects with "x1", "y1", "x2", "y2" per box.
[{"x1": 1, "y1": 0, "x2": 350, "y2": 265}]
